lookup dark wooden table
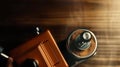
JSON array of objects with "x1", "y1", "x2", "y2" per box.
[{"x1": 0, "y1": 0, "x2": 120, "y2": 67}]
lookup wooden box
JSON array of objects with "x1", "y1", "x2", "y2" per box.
[{"x1": 10, "y1": 30, "x2": 68, "y2": 67}]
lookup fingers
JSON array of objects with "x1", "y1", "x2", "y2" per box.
[{"x1": 6, "y1": 57, "x2": 13, "y2": 67}]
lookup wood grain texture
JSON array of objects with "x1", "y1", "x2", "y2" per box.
[{"x1": 0, "y1": 0, "x2": 120, "y2": 67}]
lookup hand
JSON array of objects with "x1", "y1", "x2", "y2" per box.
[{"x1": 6, "y1": 57, "x2": 13, "y2": 67}]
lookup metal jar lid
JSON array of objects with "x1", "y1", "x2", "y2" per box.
[{"x1": 66, "y1": 29, "x2": 97, "y2": 59}]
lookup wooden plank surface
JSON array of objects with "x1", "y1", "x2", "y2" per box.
[{"x1": 0, "y1": 0, "x2": 120, "y2": 67}]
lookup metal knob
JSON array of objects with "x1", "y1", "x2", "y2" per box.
[
  {"x1": 75, "y1": 31, "x2": 92, "y2": 50},
  {"x1": 82, "y1": 31, "x2": 92, "y2": 42}
]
